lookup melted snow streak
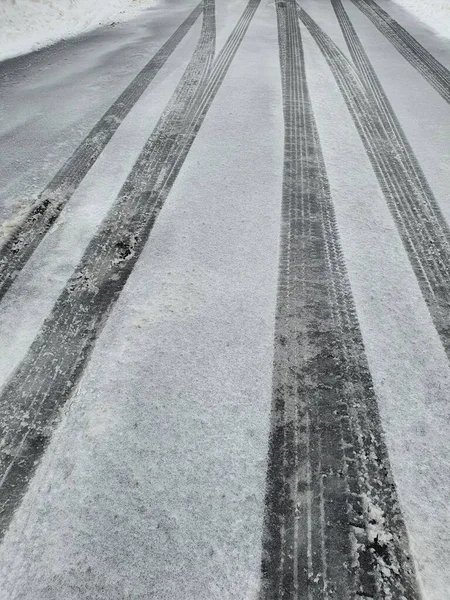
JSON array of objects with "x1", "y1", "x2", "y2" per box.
[
  {"x1": 350, "y1": 0, "x2": 450, "y2": 104},
  {"x1": 0, "y1": 0, "x2": 227, "y2": 539},
  {"x1": 301, "y1": 1, "x2": 450, "y2": 364},
  {"x1": 0, "y1": 3, "x2": 202, "y2": 305},
  {"x1": 259, "y1": 1, "x2": 420, "y2": 598}
]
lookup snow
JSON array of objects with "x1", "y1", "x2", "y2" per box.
[
  {"x1": 0, "y1": 0, "x2": 157, "y2": 62},
  {"x1": 0, "y1": 3, "x2": 284, "y2": 597},
  {"x1": 301, "y1": 10, "x2": 450, "y2": 596},
  {"x1": 1, "y1": 202, "x2": 29, "y2": 239},
  {"x1": 390, "y1": 0, "x2": 450, "y2": 38},
  {"x1": 0, "y1": 0, "x2": 449, "y2": 596},
  {"x1": 0, "y1": 19, "x2": 199, "y2": 389}
]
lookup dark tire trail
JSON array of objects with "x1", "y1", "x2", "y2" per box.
[
  {"x1": 299, "y1": 2, "x2": 450, "y2": 363},
  {"x1": 332, "y1": 0, "x2": 440, "y2": 207},
  {"x1": 0, "y1": 0, "x2": 263, "y2": 539},
  {"x1": 0, "y1": 0, "x2": 217, "y2": 538},
  {"x1": 0, "y1": 0, "x2": 261, "y2": 541},
  {"x1": 349, "y1": 0, "x2": 450, "y2": 104},
  {"x1": 259, "y1": 1, "x2": 420, "y2": 598},
  {"x1": 0, "y1": 2, "x2": 202, "y2": 303}
]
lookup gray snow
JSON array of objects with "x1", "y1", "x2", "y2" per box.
[{"x1": 0, "y1": 15, "x2": 201, "y2": 390}]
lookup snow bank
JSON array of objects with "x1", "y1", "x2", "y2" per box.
[
  {"x1": 391, "y1": 0, "x2": 450, "y2": 38},
  {"x1": 0, "y1": 0, "x2": 156, "y2": 62}
]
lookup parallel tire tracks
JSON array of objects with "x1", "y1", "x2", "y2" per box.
[
  {"x1": 300, "y1": 2, "x2": 450, "y2": 362},
  {"x1": 350, "y1": 0, "x2": 450, "y2": 104},
  {"x1": 0, "y1": 0, "x2": 260, "y2": 538},
  {"x1": 0, "y1": 3, "x2": 202, "y2": 303},
  {"x1": 260, "y1": 1, "x2": 420, "y2": 598},
  {"x1": 332, "y1": 0, "x2": 440, "y2": 203}
]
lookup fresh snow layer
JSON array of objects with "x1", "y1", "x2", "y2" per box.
[
  {"x1": 0, "y1": 0, "x2": 157, "y2": 62},
  {"x1": 391, "y1": 0, "x2": 450, "y2": 38}
]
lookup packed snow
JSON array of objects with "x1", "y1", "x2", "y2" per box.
[
  {"x1": 0, "y1": 0, "x2": 156, "y2": 62},
  {"x1": 391, "y1": 0, "x2": 450, "y2": 38}
]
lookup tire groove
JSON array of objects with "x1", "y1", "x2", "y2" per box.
[
  {"x1": 0, "y1": 3, "x2": 202, "y2": 303},
  {"x1": 0, "y1": 0, "x2": 219, "y2": 516},
  {"x1": 300, "y1": 3, "x2": 450, "y2": 360},
  {"x1": 334, "y1": 0, "x2": 450, "y2": 253},
  {"x1": 0, "y1": 0, "x2": 260, "y2": 539},
  {"x1": 296, "y1": 6, "x2": 426, "y2": 597},
  {"x1": 260, "y1": 1, "x2": 420, "y2": 598},
  {"x1": 332, "y1": 0, "x2": 450, "y2": 301}
]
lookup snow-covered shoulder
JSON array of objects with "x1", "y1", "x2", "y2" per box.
[
  {"x1": 391, "y1": 0, "x2": 450, "y2": 39},
  {"x1": 0, "y1": 0, "x2": 157, "y2": 62}
]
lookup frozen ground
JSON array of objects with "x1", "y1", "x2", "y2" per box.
[{"x1": 0, "y1": 0, "x2": 449, "y2": 599}]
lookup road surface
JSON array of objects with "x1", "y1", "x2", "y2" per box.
[{"x1": 0, "y1": 0, "x2": 449, "y2": 598}]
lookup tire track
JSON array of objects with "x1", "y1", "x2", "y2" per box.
[
  {"x1": 0, "y1": 3, "x2": 202, "y2": 303},
  {"x1": 0, "y1": 0, "x2": 261, "y2": 541},
  {"x1": 260, "y1": 1, "x2": 420, "y2": 598},
  {"x1": 300, "y1": 3, "x2": 450, "y2": 361},
  {"x1": 332, "y1": 0, "x2": 439, "y2": 205},
  {"x1": 349, "y1": 0, "x2": 450, "y2": 104},
  {"x1": 0, "y1": 0, "x2": 209, "y2": 537}
]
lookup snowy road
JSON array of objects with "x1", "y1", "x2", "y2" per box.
[{"x1": 0, "y1": 0, "x2": 449, "y2": 598}]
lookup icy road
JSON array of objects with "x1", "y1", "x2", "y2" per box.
[{"x1": 0, "y1": 0, "x2": 449, "y2": 598}]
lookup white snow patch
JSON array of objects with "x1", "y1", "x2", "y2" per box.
[
  {"x1": 362, "y1": 494, "x2": 397, "y2": 561},
  {"x1": 0, "y1": 0, "x2": 157, "y2": 62},
  {"x1": 0, "y1": 199, "x2": 30, "y2": 240},
  {"x1": 391, "y1": 0, "x2": 450, "y2": 38}
]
